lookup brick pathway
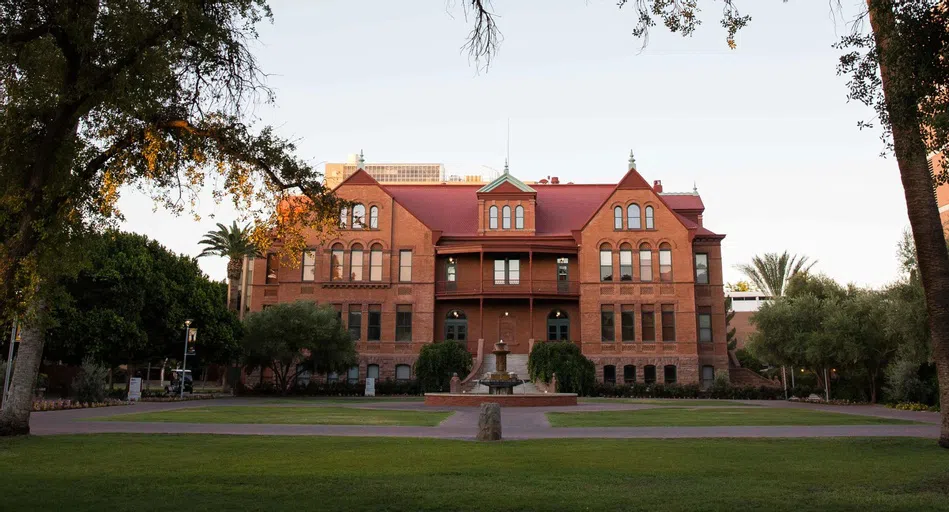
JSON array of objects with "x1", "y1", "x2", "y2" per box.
[{"x1": 28, "y1": 398, "x2": 942, "y2": 440}]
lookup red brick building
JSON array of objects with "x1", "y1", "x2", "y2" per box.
[{"x1": 247, "y1": 154, "x2": 728, "y2": 387}]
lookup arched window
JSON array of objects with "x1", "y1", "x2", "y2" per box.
[
  {"x1": 639, "y1": 243, "x2": 653, "y2": 282},
  {"x1": 659, "y1": 242, "x2": 673, "y2": 282},
  {"x1": 515, "y1": 205, "x2": 525, "y2": 229},
  {"x1": 623, "y1": 365, "x2": 636, "y2": 384},
  {"x1": 369, "y1": 206, "x2": 379, "y2": 229},
  {"x1": 352, "y1": 204, "x2": 366, "y2": 229},
  {"x1": 395, "y1": 364, "x2": 411, "y2": 381},
  {"x1": 347, "y1": 366, "x2": 359, "y2": 384},
  {"x1": 502, "y1": 205, "x2": 511, "y2": 229},
  {"x1": 603, "y1": 365, "x2": 616, "y2": 385},
  {"x1": 619, "y1": 243, "x2": 633, "y2": 281},
  {"x1": 331, "y1": 243, "x2": 344, "y2": 281},
  {"x1": 547, "y1": 309, "x2": 570, "y2": 341},
  {"x1": 445, "y1": 310, "x2": 468, "y2": 341},
  {"x1": 613, "y1": 206, "x2": 623, "y2": 230},
  {"x1": 489, "y1": 206, "x2": 498, "y2": 229},
  {"x1": 367, "y1": 364, "x2": 380, "y2": 381},
  {"x1": 599, "y1": 243, "x2": 613, "y2": 282},
  {"x1": 664, "y1": 365, "x2": 677, "y2": 384},
  {"x1": 369, "y1": 244, "x2": 383, "y2": 281},
  {"x1": 627, "y1": 204, "x2": 641, "y2": 229},
  {"x1": 350, "y1": 244, "x2": 363, "y2": 281},
  {"x1": 339, "y1": 207, "x2": 349, "y2": 228},
  {"x1": 645, "y1": 206, "x2": 655, "y2": 229},
  {"x1": 644, "y1": 365, "x2": 657, "y2": 384}
]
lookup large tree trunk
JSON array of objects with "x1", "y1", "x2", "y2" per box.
[
  {"x1": 868, "y1": 0, "x2": 949, "y2": 448},
  {"x1": 226, "y1": 257, "x2": 243, "y2": 313},
  {"x1": 0, "y1": 305, "x2": 45, "y2": 436}
]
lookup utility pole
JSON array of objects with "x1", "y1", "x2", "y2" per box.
[{"x1": 181, "y1": 319, "x2": 192, "y2": 398}]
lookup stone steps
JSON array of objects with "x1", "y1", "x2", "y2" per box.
[{"x1": 463, "y1": 354, "x2": 535, "y2": 394}]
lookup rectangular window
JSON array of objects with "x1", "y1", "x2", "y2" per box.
[
  {"x1": 600, "y1": 250, "x2": 613, "y2": 281},
  {"x1": 367, "y1": 305, "x2": 381, "y2": 341},
  {"x1": 266, "y1": 253, "x2": 279, "y2": 284},
  {"x1": 619, "y1": 250, "x2": 633, "y2": 281},
  {"x1": 493, "y1": 259, "x2": 520, "y2": 285},
  {"x1": 640, "y1": 249, "x2": 653, "y2": 282},
  {"x1": 600, "y1": 305, "x2": 615, "y2": 342},
  {"x1": 695, "y1": 253, "x2": 709, "y2": 284},
  {"x1": 370, "y1": 249, "x2": 383, "y2": 281},
  {"x1": 399, "y1": 250, "x2": 412, "y2": 282},
  {"x1": 331, "y1": 247, "x2": 344, "y2": 281},
  {"x1": 350, "y1": 248, "x2": 363, "y2": 281},
  {"x1": 396, "y1": 305, "x2": 412, "y2": 342},
  {"x1": 698, "y1": 308, "x2": 712, "y2": 342},
  {"x1": 621, "y1": 305, "x2": 635, "y2": 342},
  {"x1": 348, "y1": 306, "x2": 362, "y2": 341},
  {"x1": 641, "y1": 305, "x2": 656, "y2": 342},
  {"x1": 661, "y1": 304, "x2": 675, "y2": 342},
  {"x1": 302, "y1": 250, "x2": 317, "y2": 281},
  {"x1": 701, "y1": 365, "x2": 715, "y2": 389},
  {"x1": 659, "y1": 249, "x2": 672, "y2": 282},
  {"x1": 624, "y1": 365, "x2": 636, "y2": 384}
]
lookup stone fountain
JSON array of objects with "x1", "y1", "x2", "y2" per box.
[{"x1": 476, "y1": 340, "x2": 521, "y2": 395}]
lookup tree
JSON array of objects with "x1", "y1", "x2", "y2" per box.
[
  {"x1": 458, "y1": 0, "x2": 949, "y2": 444},
  {"x1": 198, "y1": 221, "x2": 258, "y2": 313},
  {"x1": 527, "y1": 341, "x2": 596, "y2": 395},
  {"x1": 241, "y1": 301, "x2": 356, "y2": 393},
  {"x1": 736, "y1": 252, "x2": 817, "y2": 298},
  {"x1": 413, "y1": 341, "x2": 473, "y2": 392},
  {"x1": 45, "y1": 230, "x2": 243, "y2": 375},
  {"x1": 726, "y1": 281, "x2": 753, "y2": 292},
  {"x1": 0, "y1": 1, "x2": 344, "y2": 434}
]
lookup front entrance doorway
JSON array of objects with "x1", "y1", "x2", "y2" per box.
[{"x1": 547, "y1": 309, "x2": 569, "y2": 341}]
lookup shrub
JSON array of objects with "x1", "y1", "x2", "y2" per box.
[
  {"x1": 884, "y1": 359, "x2": 939, "y2": 406},
  {"x1": 588, "y1": 381, "x2": 784, "y2": 400},
  {"x1": 71, "y1": 358, "x2": 108, "y2": 403},
  {"x1": 886, "y1": 402, "x2": 939, "y2": 412},
  {"x1": 528, "y1": 341, "x2": 596, "y2": 395},
  {"x1": 735, "y1": 349, "x2": 765, "y2": 373},
  {"x1": 413, "y1": 341, "x2": 472, "y2": 392}
]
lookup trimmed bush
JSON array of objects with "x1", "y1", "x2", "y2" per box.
[
  {"x1": 71, "y1": 358, "x2": 108, "y2": 403},
  {"x1": 528, "y1": 341, "x2": 596, "y2": 395},
  {"x1": 589, "y1": 382, "x2": 784, "y2": 400},
  {"x1": 413, "y1": 341, "x2": 472, "y2": 392}
]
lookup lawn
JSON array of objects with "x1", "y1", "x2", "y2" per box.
[
  {"x1": 0, "y1": 435, "x2": 947, "y2": 511},
  {"x1": 579, "y1": 398, "x2": 754, "y2": 407},
  {"x1": 262, "y1": 397, "x2": 425, "y2": 405},
  {"x1": 547, "y1": 407, "x2": 917, "y2": 427},
  {"x1": 93, "y1": 406, "x2": 450, "y2": 426}
]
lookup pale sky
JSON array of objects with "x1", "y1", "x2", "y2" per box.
[{"x1": 117, "y1": 0, "x2": 908, "y2": 289}]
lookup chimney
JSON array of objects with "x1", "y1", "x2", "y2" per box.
[
  {"x1": 551, "y1": 176, "x2": 560, "y2": 185},
  {"x1": 538, "y1": 178, "x2": 549, "y2": 185},
  {"x1": 653, "y1": 180, "x2": 663, "y2": 193}
]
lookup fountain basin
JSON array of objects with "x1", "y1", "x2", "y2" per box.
[{"x1": 423, "y1": 393, "x2": 578, "y2": 407}]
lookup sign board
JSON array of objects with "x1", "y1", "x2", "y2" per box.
[
  {"x1": 128, "y1": 377, "x2": 142, "y2": 401},
  {"x1": 364, "y1": 377, "x2": 375, "y2": 397},
  {"x1": 187, "y1": 328, "x2": 197, "y2": 356}
]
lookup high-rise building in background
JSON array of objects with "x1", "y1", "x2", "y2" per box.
[{"x1": 324, "y1": 153, "x2": 444, "y2": 188}]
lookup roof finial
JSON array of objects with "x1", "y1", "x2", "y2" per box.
[
  {"x1": 693, "y1": 181, "x2": 698, "y2": 194},
  {"x1": 357, "y1": 149, "x2": 365, "y2": 170},
  {"x1": 628, "y1": 150, "x2": 636, "y2": 170},
  {"x1": 503, "y1": 158, "x2": 509, "y2": 175}
]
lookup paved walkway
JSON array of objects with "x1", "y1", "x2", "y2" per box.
[{"x1": 28, "y1": 398, "x2": 942, "y2": 440}]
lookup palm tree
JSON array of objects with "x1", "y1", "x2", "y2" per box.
[
  {"x1": 735, "y1": 252, "x2": 816, "y2": 298},
  {"x1": 198, "y1": 222, "x2": 258, "y2": 313}
]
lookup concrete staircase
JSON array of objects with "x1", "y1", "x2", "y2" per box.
[{"x1": 464, "y1": 354, "x2": 538, "y2": 394}]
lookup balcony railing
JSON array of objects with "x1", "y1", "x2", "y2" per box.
[{"x1": 435, "y1": 280, "x2": 579, "y2": 296}]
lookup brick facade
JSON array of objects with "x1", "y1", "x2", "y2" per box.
[{"x1": 248, "y1": 158, "x2": 728, "y2": 387}]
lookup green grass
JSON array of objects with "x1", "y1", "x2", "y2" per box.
[
  {"x1": 0, "y1": 435, "x2": 947, "y2": 511},
  {"x1": 92, "y1": 406, "x2": 450, "y2": 426},
  {"x1": 262, "y1": 396, "x2": 425, "y2": 405},
  {"x1": 579, "y1": 398, "x2": 755, "y2": 407},
  {"x1": 548, "y1": 407, "x2": 917, "y2": 427}
]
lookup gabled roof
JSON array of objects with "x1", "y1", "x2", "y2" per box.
[
  {"x1": 661, "y1": 193, "x2": 705, "y2": 211},
  {"x1": 477, "y1": 170, "x2": 536, "y2": 194}
]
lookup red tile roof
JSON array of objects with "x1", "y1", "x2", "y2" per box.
[{"x1": 384, "y1": 183, "x2": 718, "y2": 237}]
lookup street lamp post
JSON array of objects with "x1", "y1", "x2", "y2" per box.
[
  {"x1": 181, "y1": 319, "x2": 192, "y2": 398},
  {"x1": 2, "y1": 317, "x2": 17, "y2": 406}
]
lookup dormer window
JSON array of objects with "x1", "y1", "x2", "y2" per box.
[
  {"x1": 515, "y1": 206, "x2": 524, "y2": 229},
  {"x1": 352, "y1": 204, "x2": 365, "y2": 229},
  {"x1": 489, "y1": 206, "x2": 498, "y2": 229},
  {"x1": 502, "y1": 206, "x2": 511, "y2": 229},
  {"x1": 645, "y1": 206, "x2": 655, "y2": 229},
  {"x1": 627, "y1": 204, "x2": 641, "y2": 229}
]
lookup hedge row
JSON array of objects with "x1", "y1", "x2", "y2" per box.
[
  {"x1": 590, "y1": 382, "x2": 785, "y2": 400},
  {"x1": 239, "y1": 379, "x2": 422, "y2": 396}
]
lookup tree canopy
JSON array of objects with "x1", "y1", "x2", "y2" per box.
[
  {"x1": 241, "y1": 301, "x2": 356, "y2": 392},
  {"x1": 736, "y1": 252, "x2": 817, "y2": 298},
  {"x1": 413, "y1": 341, "x2": 472, "y2": 392}
]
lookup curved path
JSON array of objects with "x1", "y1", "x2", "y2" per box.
[{"x1": 28, "y1": 398, "x2": 941, "y2": 440}]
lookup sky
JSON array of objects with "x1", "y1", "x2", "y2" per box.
[{"x1": 116, "y1": 0, "x2": 909, "y2": 288}]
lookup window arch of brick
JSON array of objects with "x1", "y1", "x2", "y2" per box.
[
  {"x1": 489, "y1": 205, "x2": 498, "y2": 229},
  {"x1": 645, "y1": 205, "x2": 655, "y2": 229},
  {"x1": 352, "y1": 204, "x2": 366, "y2": 229},
  {"x1": 515, "y1": 205, "x2": 525, "y2": 229},
  {"x1": 613, "y1": 206, "x2": 623, "y2": 230},
  {"x1": 619, "y1": 243, "x2": 633, "y2": 281},
  {"x1": 330, "y1": 243, "x2": 345, "y2": 281},
  {"x1": 445, "y1": 309, "x2": 468, "y2": 341},
  {"x1": 502, "y1": 205, "x2": 512, "y2": 229},
  {"x1": 369, "y1": 243, "x2": 383, "y2": 282},
  {"x1": 369, "y1": 205, "x2": 380, "y2": 229},
  {"x1": 627, "y1": 204, "x2": 641, "y2": 229},
  {"x1": 339, "y1": 206, "x2": 349, "y2": 229},
  {"x1": 659, "y1": 242, "x2": 673, "y2": 282}
]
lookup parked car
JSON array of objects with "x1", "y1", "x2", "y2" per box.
[{"x1": 165, "y1": 369, "x2": 193, "y2": 394}]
